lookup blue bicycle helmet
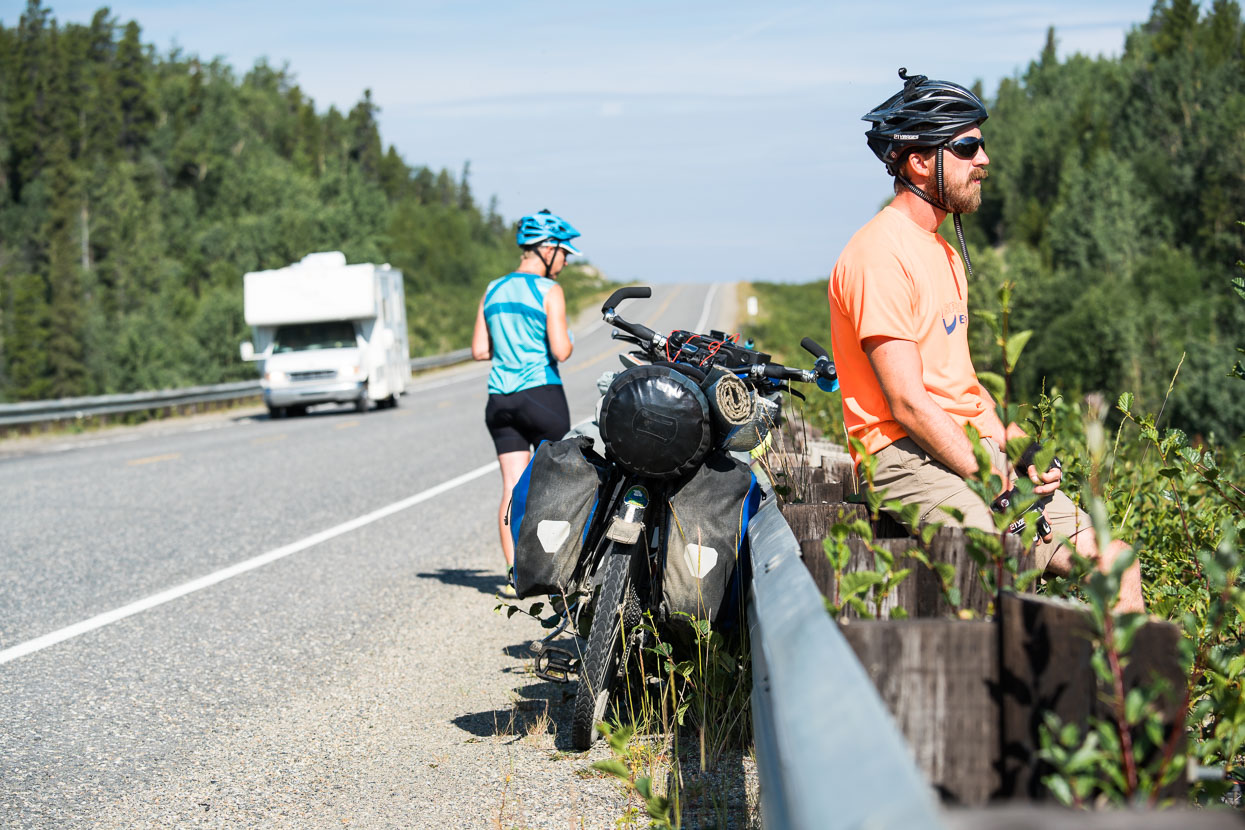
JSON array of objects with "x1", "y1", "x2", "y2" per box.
[{"x1": 516, "y1": 209, "x2": 582, "y2": 255}]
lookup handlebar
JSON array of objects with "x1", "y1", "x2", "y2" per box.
[
  {"x1": 600, "y1": 285, "x2": 838, "y2": 391},
  {"x1": 800, "y1": 337, "x2": 829, "y2": 360},
  {"x1": 601, "y1": 286, "x2": 651, "y2": 315},
  {"x1": 601, "y1": 285, "x2": 665, "y2": 350}
]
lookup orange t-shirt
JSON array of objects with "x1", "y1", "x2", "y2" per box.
[{"x1": 829, "y1": 206, "x2": 1002, "y2": 462}]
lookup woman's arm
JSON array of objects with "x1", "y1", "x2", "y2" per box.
[
  {"x1": 545, "y1": 284, "x2": 573, "y2": 362},
  {"x1": 471, "y1": 295, "x2": 491, "y2": 361}
]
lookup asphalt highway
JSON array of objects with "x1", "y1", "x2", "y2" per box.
[{"x1": 0, "y1": 282, "x2": 752, "y2": 828}]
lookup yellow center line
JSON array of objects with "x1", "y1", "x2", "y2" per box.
[
  {"x1": 335, "y1": 421, "x2": 360, "y2": 430},
  {"x1": 250, "y1": 434, "x2": 287, "y2": 445},
  {"x1": 127, "y1": 453, "x2": 180, "y2": 467}
]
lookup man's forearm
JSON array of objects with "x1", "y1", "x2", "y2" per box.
[{"x1": 891, "y1": 396, "x2": 982, "y2": 480}]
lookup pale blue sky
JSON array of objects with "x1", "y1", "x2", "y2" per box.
[{"x1": 2, "y1": 1, "x2": 1160, "y2": 283}]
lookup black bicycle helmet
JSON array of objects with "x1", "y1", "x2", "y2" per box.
[
  {"x1": 863, "y1": 68, "x2": 988, "y2": 174},
  {"x1": 863, "y1": 68, "x2": 989, "y2": 278}
]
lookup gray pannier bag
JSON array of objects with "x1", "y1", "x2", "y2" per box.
[
  {"x1": 509, "y1": 436, "x2": 606, "y2": 599},
  {"x1": 662, "y1": 450, "x2": 760, "y2": 627}
]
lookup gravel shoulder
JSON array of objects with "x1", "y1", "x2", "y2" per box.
[{"x1": 83, "y1": 500, "x2": 757, "y2": 829}]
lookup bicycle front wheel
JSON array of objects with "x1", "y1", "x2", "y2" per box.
[{"x1": 570, "y1": 543, "x2": 637, "y2": 750}]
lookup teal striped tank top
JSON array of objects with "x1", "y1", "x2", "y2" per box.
[{"x1": 483, "y1": 272, "x2": 563, "y2": 395}]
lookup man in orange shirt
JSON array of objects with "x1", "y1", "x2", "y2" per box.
[{"x1": 829, "y1": 69, "x2": 1143, "y2": 612}]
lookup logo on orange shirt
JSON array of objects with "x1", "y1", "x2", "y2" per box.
[{"x1": 941, "y1": 301, "x2": 967, "y2": 335}]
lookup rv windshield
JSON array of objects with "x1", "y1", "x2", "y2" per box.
[{"x1": 272, "y1": 321, "x2": 358, "y2": 353}]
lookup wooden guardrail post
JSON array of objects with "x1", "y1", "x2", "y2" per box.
[
  {"x1": 998, "y1": 592, "x2": 1187, "y2": 801},
  {"x1": 841, "y1": 619, "x2": 999, "y2": 805},
  {"x1": 774, "y1": 445, "x2": 1188, "y2": 809}
]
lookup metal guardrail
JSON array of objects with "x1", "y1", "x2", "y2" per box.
[
  {"x1": 747, "y1": 489, "x2": 947, "y2": 830},
  {"x1": 0, "y1": 350, "x2": 475, "y2": 428},
  {"x1": 411, "y1": 347, "x2": 472, "y2": 371}
]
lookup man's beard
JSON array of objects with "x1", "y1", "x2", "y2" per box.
[{"x1": 941, "y1": 167, "x2": 988, "y2": 213}]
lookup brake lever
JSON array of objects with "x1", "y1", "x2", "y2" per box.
[{"x1": 610, "y1": 331, "x2": 644, "y2": 347}]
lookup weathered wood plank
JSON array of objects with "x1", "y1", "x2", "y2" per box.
[
  {"x1": 779, "y1": 502, "x2": 866, "y2": 543},
  {"x1": 798, "y1": 538, "x2": 836, "y2": 601},
  {"x1": 998, "y1": 592, "x2": 1187, "y2": 802},
  {"x1": 944, "y1": 805, "x2": 1244, "y2": 829},
  {"x1": 841, "y1": 619, "x2": 1000, "y2": 806}
]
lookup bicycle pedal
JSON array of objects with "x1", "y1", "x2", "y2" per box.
[{"x1": 533, "y1": 646, "x2": 577, "y2": 683}]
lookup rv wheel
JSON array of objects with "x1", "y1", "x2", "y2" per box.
[{"x1": 267, "y1": 405, "x2": 286, "y2": 419}]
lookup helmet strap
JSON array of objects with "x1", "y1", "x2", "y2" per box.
[{"x1": 895, "y1": 146, "x2": 976, "y2": 279}]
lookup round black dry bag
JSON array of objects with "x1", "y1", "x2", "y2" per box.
[{"x1": 599, "y1": 365, "x2": 712, "y2": 478}]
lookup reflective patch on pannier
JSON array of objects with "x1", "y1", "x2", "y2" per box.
[
  {"x1": 683, "y1": 544, "x2": 718, "y2": 580},
  {"x1": 537, "y1": 520, "x2": 571, "y2": 553},
  {"x1": 662, "y1": 451, "x2": 761, "y2": 626},
  {"x1": 509, "y1": 436, "x2": 605, "y2": 599}
]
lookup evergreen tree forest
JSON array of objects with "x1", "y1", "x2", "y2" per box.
[
  {"x1": 0, "y1": 1, "x2": 580, "y2": 403},
  {"x1": 961, "y1": 0, "x2": 1245, "y2": 440}
]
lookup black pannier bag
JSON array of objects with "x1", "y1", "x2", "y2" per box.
[
  {"x1": 662, "y1": 450, "x2": 761, "y2": 627},
  {"x1": 509, "y1": 436, "x2": 606, "y2": 599}
]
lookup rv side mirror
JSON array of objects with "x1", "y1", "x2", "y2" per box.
[
  {"x1": 240, "y1": 341, "x2": 256, "y2": 361},
  {"x1": 382, "y1": 329, "x2": 395, "y2": 348}
]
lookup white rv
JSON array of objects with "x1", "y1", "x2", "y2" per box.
[{"x1": 240, "y1": 252, "x2": 410, "y2": 417}]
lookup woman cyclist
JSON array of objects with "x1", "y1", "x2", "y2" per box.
[{"x1": 472, "y1": 210, "x2": 579, "y2": 593}]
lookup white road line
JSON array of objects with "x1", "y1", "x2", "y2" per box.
[
  {"x1": 694, "y1": 282, "x2": 721, "y2": 335},
  {"x1": 0, "y1": 461, "x2": 500, "y2": 666}
]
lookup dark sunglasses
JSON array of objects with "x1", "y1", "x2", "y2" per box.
[{"x1": 945, "y1": 136, "x2": 985, "y2": 159}]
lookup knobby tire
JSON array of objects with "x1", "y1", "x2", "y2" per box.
[{"x1": 571, "y1": 543, "x2": 637, "y2": 750}]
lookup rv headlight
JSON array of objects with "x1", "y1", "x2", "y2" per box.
[
  {"x1": 339, "y1": 365, "x2": 362, "y2": 378},
  {"x1": 264, "y1": 370, "x2": 287, "y2": 384}
]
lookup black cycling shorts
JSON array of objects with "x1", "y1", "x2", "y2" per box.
[{"x1": 485, "y1": 384, "x2": 571, "y2": 455}]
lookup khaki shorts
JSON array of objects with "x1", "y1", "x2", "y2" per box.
[{"x1": 871, "y1": 437, "x2": 1092, "y2": 573}]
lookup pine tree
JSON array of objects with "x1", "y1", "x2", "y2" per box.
[{"x1": 116, "y1": 20, "x2": 154, "y2": 154}]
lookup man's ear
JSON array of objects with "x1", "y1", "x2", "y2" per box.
[{"x1": 905, "y1": 149, "x2": 934, "y2": 181}]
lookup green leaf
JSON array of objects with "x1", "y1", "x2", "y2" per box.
[
  {"x1": 872, "y1": 547, "x2": 894, "y2": 571},
  {"x1": 1124, "y1": 688, "x2": 1146, "y2": 724},
  {"x1": 1005, "y1": 329, "x2": 1033, "y2": 371},
  {"x1": 1014, "y1": 567, "x2": 1045, "y2": 592},
  {"x1": 592, "y1": 759, "x2": 631, "y2": 780},
  {"x1": 845, "y1": 596, "x2": 873, "y2": 618},
  {"x1": 635, "y1": 776, "x2": 652, "y2": 799},
  {"x1": 840, "y1": 571, "x2": 885, "y2": 597},
  {"x1": 1066, "y1": 732, "x2": 1102, "y2": 772},
  {"x1": 1116, "y1": 392, "x2": 1134, "y2": 415},
  {"x1": 1043, "y1": 774, "x2": 1074, "y2": 806},
  {"x1": 977, "y1": 309, "x2": 1001, "y2": 338},
  {"x1": 977, "y1": 370, "x2": 1006, "y2": 401},
  {"x1": 884, "y1": 568, "x2": 912, "y2": 590}
]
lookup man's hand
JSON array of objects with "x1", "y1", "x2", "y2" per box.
[{"x1": 1026, "y1": 463, "x2": 1062, "y2": 496}]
